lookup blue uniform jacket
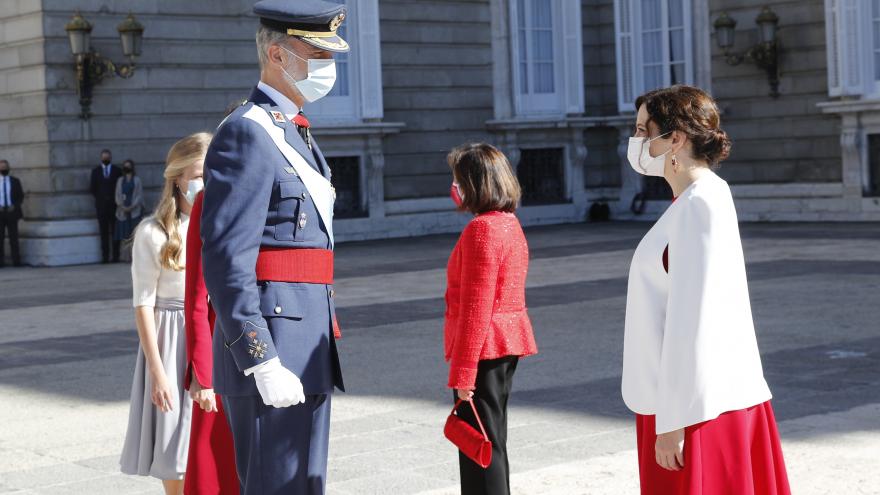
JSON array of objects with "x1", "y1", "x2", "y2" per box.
[{"x1": 201, "y1": 86, "x2": 344, "y2": 396}]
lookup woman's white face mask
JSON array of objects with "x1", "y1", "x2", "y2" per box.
[
  {"x1": 182, "y1": 178, "x2": 204, "y2": 206},
  {"x1": 627, "y1": 132, "x2": 672, "y2": 177}
]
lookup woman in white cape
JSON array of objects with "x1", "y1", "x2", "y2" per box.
[{"x1": 622, "y1": 85, "x2": 791, "y2": 495}]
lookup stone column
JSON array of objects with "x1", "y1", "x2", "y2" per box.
[
  {"x1": 568, "y1": 125, "x2": 589, "y2": 216},
  {"x1": 612, "y1": 119, "x2": 639, "y2": 215},
  {"x1": 366, "y1": 133, "x2": 386, "y2": 219}
]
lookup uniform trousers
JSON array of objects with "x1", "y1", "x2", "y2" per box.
[
  {"x1": 97, "y1": 205, "x2": 119, "y2": 262},
  {"x1": 0, "y1": 210, "x2": 20, "y2": 266},
  {"x1": 454, "y1": 356, "x2": 519, "y2": 495},
  {"x1": 223, "y1": 393, "x2": 331, "y2": 495}
]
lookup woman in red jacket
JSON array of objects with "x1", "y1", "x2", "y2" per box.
[
  {"x1": 183, "y1": 191, "x2": 239, "y2": 495},
  {"x1": 445, "y1": 143, "x2": 538, "y2": 495}
]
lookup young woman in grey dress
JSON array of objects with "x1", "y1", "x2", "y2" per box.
[{"x1": 120, "y1": 132, "x2": 212, "y2": 495}]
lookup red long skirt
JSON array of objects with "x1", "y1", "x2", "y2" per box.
[
  {"x1": 636, "y1": 401, "x2": 791, "y2": 495},
  {"x1": 183, "y1": 395, "x2": 239, "y2": 495}
]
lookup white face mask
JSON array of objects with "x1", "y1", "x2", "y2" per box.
[
  {"x1": 280, "y1": 46, "x2": 337, "y2": 103},
  {"x1": 183, "y1": 179, "x2": 204, "y2": 206},
  {"x1": 627, "y1": 132, "x2": 672, "y2": 177}
]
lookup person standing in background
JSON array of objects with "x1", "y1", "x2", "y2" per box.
[
  {"x1": 0, "y1": 159, "x2": 25, "y2": 267},
  {"x1": 91, "y1": 149, "x2": 122, "y2": 263},
  {"x1": 115, "y1": 159, "x2": 145, "y2": 248}
]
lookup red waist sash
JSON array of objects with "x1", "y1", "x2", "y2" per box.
[{"x1": 255, "y1": 247, "x2": 334, "y2": 284}]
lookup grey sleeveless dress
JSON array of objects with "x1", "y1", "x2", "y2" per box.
[{"x1": 119, "y1": 297, "x2": 193, "y2": 479}]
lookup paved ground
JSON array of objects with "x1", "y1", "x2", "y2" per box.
[{"x1": 0, "y1": 221, "x2": 878, "y2": 494}]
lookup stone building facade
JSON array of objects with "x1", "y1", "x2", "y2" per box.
[{"x1": 1, "y1": 0, "x2": 877, "y2": 266}]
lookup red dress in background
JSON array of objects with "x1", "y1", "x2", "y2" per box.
[
  {"x1": 635, "y1": 209, "x2": 791, "y2": 495},
  {"x1": 183, "y1": 192, "x2": 239, "y2": 495}
]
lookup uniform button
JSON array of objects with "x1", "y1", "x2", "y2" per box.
[
  {"x1": 329, "y1": 289, "x2": 335, "y2": 298},
  {"x1": 274, "y1": 306, "x2": 282, "y2": 314}
]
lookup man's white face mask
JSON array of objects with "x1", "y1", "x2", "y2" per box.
[
  {"x1": 280, "y1": 46, "x2": 337, "y2": 103},
  {"x1": 627, "y1": 132, "x2": 673, "y2": 177}
]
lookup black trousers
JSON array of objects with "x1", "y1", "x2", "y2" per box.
[
  {"x1": 96, "y1": 207, "x2": 119, "y2": 262},
  {"x1": 454, "y1": 356, "x2": 519, "y2": 495},
  {"x1": 0, "y1": 211, "x2": 21, "y2": 266}
]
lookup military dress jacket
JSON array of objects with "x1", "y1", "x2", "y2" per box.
[{"x1": 201, "y1": 85, "x2": 344, "y2": 397}]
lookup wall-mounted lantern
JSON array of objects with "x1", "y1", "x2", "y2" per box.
[
  {"x1": 65, "y1": 12, "x2": 144, "y2": 119},
  {"x1": 714, "y1": 7, "x2": 780, "y2": 98}
]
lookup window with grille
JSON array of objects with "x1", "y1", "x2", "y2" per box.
[
  {"x1": 868, "y1": 134, "x2": 880, "y2": 197},
  {"x1": 517, "y1": 148, "x2": 566, "y2": 205},
  {"x1": 327, "y1": 156, "x2": 367, "y2": 218}
]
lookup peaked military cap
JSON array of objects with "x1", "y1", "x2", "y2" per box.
[{"x1": 254, "y1": 0, "x2": 350, "y2": 53}]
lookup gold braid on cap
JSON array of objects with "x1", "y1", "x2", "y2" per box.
[
  {"x1": 286, "y1": 28, "x2": 337, "y2": 38},
  {"x1": 286, "y1": 12, "x2": 345, "y2": 38}
]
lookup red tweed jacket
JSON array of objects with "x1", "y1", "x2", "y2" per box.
[{"x1": 444, "y1": 211, "x2": 538, "y2": 390}]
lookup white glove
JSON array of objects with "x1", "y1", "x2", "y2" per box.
[{"x1": 244, "y1": 357, "x2": 305, "y2": 408}]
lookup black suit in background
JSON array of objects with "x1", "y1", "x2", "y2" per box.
[
  {"x1": 90, "y1": 164, "x2": 122, "y2": 262},
  {"x1": 0, "y1": 175, "x2": 24, "y2": 267}
]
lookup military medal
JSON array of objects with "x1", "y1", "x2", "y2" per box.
[
  {"x1": 298, "y1": 212, "x2": 308, "y2": 229},
  {"x1": 248, "y1": 339, "x2": 268, "y2": 359}
]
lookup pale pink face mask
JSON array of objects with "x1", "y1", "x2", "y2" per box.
[{"x1": 451, "y1": 182, "x2": 464, "y2": 207}]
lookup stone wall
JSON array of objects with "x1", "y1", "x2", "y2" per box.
[
  {"x1": 1, "y1": 0, "x2": 50, "y2": 264},
  {"x1": 379, "y1": 0, "x2": 495, "y2": 200},
  {"x1": 0, "y1": 0, "x2": 48, "y2": 192},
  {"x1": 708, "y1": 0, "x2": 841, "y2": 185},
  {"x1": 41, "y1": 0, "x2": 258, "y2": 218},
  {"x1": 7, "y1": 0, "x2": 260, "y2": 265},
  {"x1": 582, "y1": 0, "x2": 618, "y2": 118}
]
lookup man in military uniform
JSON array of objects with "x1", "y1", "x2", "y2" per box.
[{"x1": 200, "y1": 1, "x2": 347, "y2": 493}]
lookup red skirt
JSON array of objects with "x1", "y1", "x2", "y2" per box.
[
  {"x1": 183, "y1": 395, "x2": 239, "y2": 495},
  {"x1": 636, "y1": 401, "x2": 790, "y2": 495}
]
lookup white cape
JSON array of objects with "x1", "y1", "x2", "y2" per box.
[{"x1": 622, "y1": 172, "x2": 771, "y2": 434}]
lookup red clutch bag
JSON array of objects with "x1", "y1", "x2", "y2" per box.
[{"x1": 444, "y1": 399, "x2": 492, "y2": 468}]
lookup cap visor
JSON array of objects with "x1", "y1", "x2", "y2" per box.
[{"x1": 297, "y1": 35, "x2": 350, "y2": 53}]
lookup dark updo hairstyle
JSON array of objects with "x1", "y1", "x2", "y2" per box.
[{"x1": 634, "y1": 85, "x2": 732, "y2": 167}]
